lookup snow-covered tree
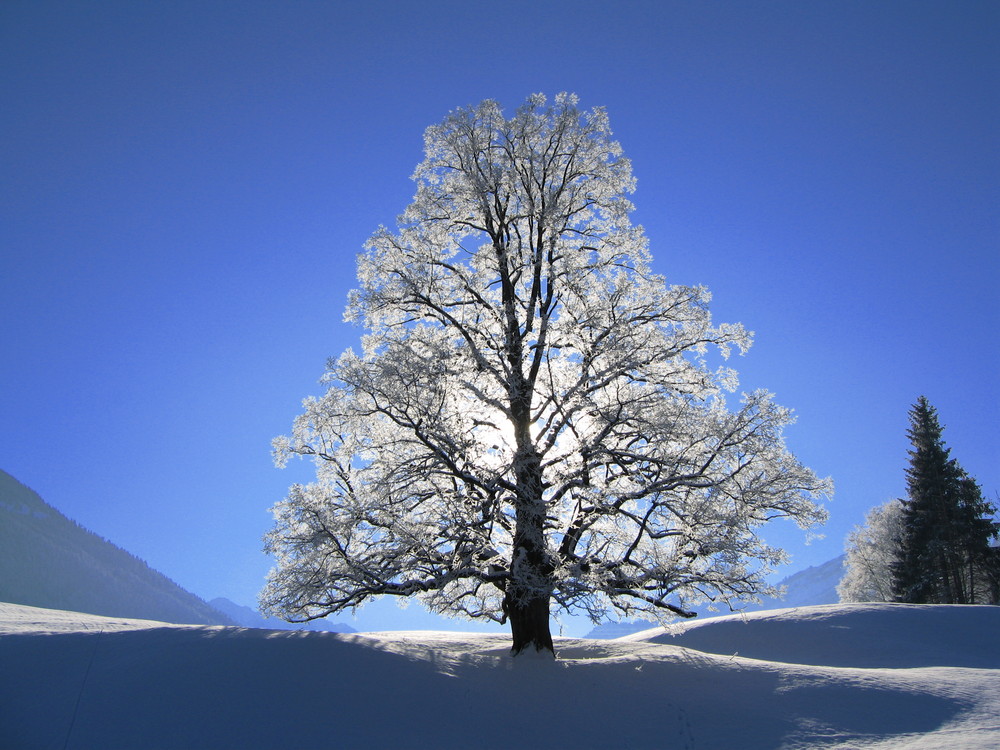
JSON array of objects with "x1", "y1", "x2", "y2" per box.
[
  {"x1": 838, "y1": 499, "x2": 905, "y2": 603},
  {"x1": 261, "y1": 93, "x2": 831, "y2": 655}
]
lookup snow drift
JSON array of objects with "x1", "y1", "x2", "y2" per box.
[{"x1": 2, "y1": 601, "x2": 998, "y2": 749}]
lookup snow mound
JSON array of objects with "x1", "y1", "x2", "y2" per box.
[
  {"x1": 2, "y1": 602, "x2": 998, "y2": 749},
  {"x1": 633, "y1": 602, "x2": 1000, "y2": 668}
]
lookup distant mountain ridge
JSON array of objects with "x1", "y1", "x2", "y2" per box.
[
  {"x1": 210, "y1": 596, "x2": 355, "y2": 633},
  {"x1": 586, "y1": 555, "x2": 846, "y2": 638},
  {"x1": 1, "y1": 467, "x2": 844, "y2": 636},
  {"x1": 0, "y1": 469, "x2": 234, "y2": 625},
  {"x1": 764, "y1": 554, "x2": 845, "y2": 609}
]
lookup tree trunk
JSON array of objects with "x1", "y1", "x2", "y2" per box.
[
  {"x1": 503, "y1": 293, "x2": 554, "y2": 656},
  {"x1": 505, "y1": 487, "x2": 556, "y2": 656},
  {"x1": 506, "y1": 592, "x2": 554, "y2": 656},
  {"x1": 507, "y1": 427, "x2": 555, "y2": 656}
]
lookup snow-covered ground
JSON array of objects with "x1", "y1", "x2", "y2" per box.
[{"x1": 2, "y1": 601, "x2": 997, "y2": 749}]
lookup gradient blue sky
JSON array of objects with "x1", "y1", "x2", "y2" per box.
[{"x1": 2, "y1": 1, "x2": 997, "y2": 634}]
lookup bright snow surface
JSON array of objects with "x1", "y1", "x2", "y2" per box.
[{"x1": 2, "y1": 602, "x2": 998, "y2": 749}]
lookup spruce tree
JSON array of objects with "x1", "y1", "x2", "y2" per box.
[
  {"x1": 955, "y1": 475, "x2": 1000, "y2": 603},
  {"x1": 892, "y1": 397, "x2": 998, "y2": 604}
]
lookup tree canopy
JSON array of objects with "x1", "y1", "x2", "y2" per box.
[
  {"x1": 261, "y1": 93, "x2": 831, "y2": 654},
  {"x1": 838, "y1": 499, "x2": 905, "y2": 603}
]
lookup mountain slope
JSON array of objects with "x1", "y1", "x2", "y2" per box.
[
  {"x1": 2, "y1": 601, "x2": 997, "y2": 749},
  {"x1": 759, "y1": 554, "x2": 845, "y2": 608},
  {"x1": 0, "y1": 469, "x2": 233, "y2": 625}
]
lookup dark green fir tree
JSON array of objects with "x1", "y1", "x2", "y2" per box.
[{"x1": 892, "y1": 397, "x2": 998, "y2": 604}]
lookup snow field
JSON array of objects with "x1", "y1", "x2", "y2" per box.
[{"x1": 2, "y1": 602, "x2": 997, "y2": 749}]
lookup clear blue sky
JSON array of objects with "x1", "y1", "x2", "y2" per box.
[{"x1": 2, "y1": 1, "x2": 997, "y2": 633}]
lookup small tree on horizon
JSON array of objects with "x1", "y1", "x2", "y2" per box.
[{"x1": 261, "y1": 93, "x2": 830, "y2": 655}]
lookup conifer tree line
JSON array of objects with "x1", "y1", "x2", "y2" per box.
[{"x1": 840, "y1": 397, "x2": 999, "y2": 605}]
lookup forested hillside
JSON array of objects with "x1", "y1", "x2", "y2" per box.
[{"x1": 0, "y1": 470, "x2": 233, "y2": 625}]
